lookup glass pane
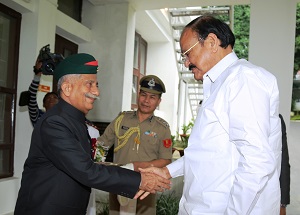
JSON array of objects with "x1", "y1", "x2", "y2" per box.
[
  {"x1": 133, "y1": 36, "x2": 139, "y2": 69},
  {"x1": 0, "y1": 12, "x2": 10, "y2": 88},
  {"x1": 140, "y1": 43, "x2": 146, "y2": 75},
  {"x1": 0, "y1": 93, "x2": 12, "y2": 145},
  {"x1": 57, "y1": 0, "x2": 82, "y2": 22},
  {"x1": 0, "y1": 149, "x2": 10, "y2": 175},
  {"x1": 131, "y1": 75, "x2": 138, "y2": 105}
]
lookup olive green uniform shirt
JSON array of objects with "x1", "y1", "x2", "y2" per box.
[{"x1": 98, "y1": 111, "x2": 172, "y2": 164}]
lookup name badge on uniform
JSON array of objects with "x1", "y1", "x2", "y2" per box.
[{"x1": 121, "y1": 126, "x2": 129, "y2": 130}]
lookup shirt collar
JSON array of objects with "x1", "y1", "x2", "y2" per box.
[
  {"x1": 206, "y1": 51, "x2": 238, "y2": 83},
  {"x1": 135, "y1": 110, "x2": 155, "y2": 122}
]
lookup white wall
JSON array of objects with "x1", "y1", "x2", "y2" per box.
[{"x1": 147, "y1": 42, "x2": 179, "y2": 134}]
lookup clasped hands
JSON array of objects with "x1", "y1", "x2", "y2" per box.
[{"x1": 134, "y1": 166, "x2": 171, "y2": 200}]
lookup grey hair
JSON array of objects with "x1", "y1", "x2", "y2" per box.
[{"x1": 57, "y1": 74, "x2": 81, "y2": 95}]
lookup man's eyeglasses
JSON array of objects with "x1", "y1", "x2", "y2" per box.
[{"x1": 181, "y1": 41, "x2": 199, "y2": 63}]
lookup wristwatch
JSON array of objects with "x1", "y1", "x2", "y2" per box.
[{"x1": 281, "y1": 204, "x2": 287, "y2": 208}]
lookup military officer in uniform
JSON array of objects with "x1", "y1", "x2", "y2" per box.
[{"x1": 98, "y1": 75, "x2": 172, "y2": 215}]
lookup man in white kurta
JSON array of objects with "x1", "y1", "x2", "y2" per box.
[
  {"x1": 140, "y1": 15, "x2": 282, "y2": 215},
  {"x1": 168, "y1": 51, "x2": 281, "y2": 214}
]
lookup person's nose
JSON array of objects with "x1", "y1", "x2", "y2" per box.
[
  {"x1": 92, "y1": 86, "x2": 100, "y2": 97},
  {"x1": 184, "y1": 59, "x2": 190, "y2": 68},
  {"x1": 143, "y1": 95, "x2": 150, "y2": 103}
]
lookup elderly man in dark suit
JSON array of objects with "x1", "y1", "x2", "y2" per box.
[{"x1": 14, "y1": 53, "x2": 170, "y2": 215}]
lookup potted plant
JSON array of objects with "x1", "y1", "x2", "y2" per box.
[
  {"x1": 180, "y1": 120, "x2": 194, "y2": 148},
  {"x1": 172, "y1": 120, "x2": 194, "y2": 156}
]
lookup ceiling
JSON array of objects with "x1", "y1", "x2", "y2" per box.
[{"x1": 89, "y1": 0, "x2": 250, "y2": 11}]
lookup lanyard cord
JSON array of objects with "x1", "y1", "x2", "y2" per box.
[{"x1": 114, "y1": 113, "x2": 140, "y2": 153}]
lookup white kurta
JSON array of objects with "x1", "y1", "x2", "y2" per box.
[{"x1": 168, "y1": 52, "x2": 282, "y2": 215}]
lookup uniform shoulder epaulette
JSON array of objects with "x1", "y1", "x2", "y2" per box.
[
  {"x1": 117, "y1": 111, "x2": 132, "y2": 116},
  {"x1": 120, "y1": 110, "x2": 134, "y2": 115},
  {"x1": 155, "y1": 116, "x2": 170, "y2": 128}
]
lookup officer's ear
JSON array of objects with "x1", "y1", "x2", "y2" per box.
[{"x1": 61, "y1": 82, "x2": 72, "y2": 97}]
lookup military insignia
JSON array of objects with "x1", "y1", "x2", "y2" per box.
[
  {"x1": 163, "y1": 139, "x2": 172, "y2": 148},
  {"x1": 145, "y1": 130, "x2": 157, "y2": 138},
  {"x1": 155, "y1": 117, "x2": 170, "y2": 128},
  {"x1": 148, "y1": 78, "x2": 155, "y2": 87}
]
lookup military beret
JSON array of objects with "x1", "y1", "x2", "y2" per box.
[
  {"x1": 140, "y1": 75, "x2": 166, "y2": 94},
  {"x1": 54, "y1": 53, "x2": 98, "y2": 81}
]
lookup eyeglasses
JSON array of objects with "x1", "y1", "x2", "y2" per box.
[{"x1": 181, "y1": 41, "x2": 200, "y2": 63}]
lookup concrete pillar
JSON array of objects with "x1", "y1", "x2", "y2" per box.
[
  {"x1": 81, "y1": 2, "x2": 136, "y2": 122},
  {"x1": 248, "y1": 0, "x2": 297, "y2": 124}
]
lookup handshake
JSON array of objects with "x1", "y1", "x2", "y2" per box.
[{"x1": 134, "y1": 166, "x2": 172, "y2": 200}]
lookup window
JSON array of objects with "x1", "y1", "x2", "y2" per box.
[
  {"x1": 57, "y1": 0, "x2": 82, "y2": 22},
  {"x1": 0, "y1": 3, "x2": 21, "y2": 178},
  {"x1": 53, "y1": 34, "x2": 78, "y2": 91},
  {"x1": 132, "y1": 32, "x2": 147, "y2": 109}
]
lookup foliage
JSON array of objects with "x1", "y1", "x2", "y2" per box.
[
  {"x1": 177, "y1": 120, "x2": 194, "y2": 148},
  {"x1": 294, "y1": 3, "x2": 300, "y2": 74},
  {"x1": 97, "y1": 200, "x2": 109, "y2": 215},
  {"x1": 171, "y1": 134, "x2": 176, "y2": 146},
  {"x1": 93, "y1": 141, "x2": 109, "y2": 163},
  {"x1": 233, "y1": 5, "x2": 250, "y2": 60},
  {"x1": 291, "y1": 114, "x2": 300, "y2": 120},
  {"x1": 181, "y1": 120, "x2": 194, "y2": 135},
  {"x1": 156, "y1": 192, "x2": 180, "y2": 215}
]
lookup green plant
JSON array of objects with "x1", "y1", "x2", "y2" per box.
[
  {"x1": 156, "y1": 192, "x2": 180, "y2": 215},
  {"x1": 181, "y1": 120, "x2": 194, "y2": 135},
  {"x1": 179, "y1": 120, "x2": 194, "y2": 148},
  {"x1": 171, "y1": 134, "x2": 176, "y2": 147},
  {"x1": 96, "y1": 200, "x2": 109, "y2": 215}
]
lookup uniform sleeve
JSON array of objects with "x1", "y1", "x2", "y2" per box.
[
  {"x1": 97, "y1": 117, "x2": 118, "y2": 148},
  {"x1": 158, "y1": 124, "x2": 173, "y2": 160},
  {"x1": 40, "y1": 115, "x2": 141, "y2": 198}
]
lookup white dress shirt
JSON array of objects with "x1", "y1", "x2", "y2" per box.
[{"x1": 168, "y1": 52, "x2": 282, "y2": 215}]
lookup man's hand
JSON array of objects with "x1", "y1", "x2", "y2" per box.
[
  {"x1": 139, "y1": 166, "x2": 171, "y2": 179},
  {"x1": 132, "y1": 159, "x2": 171, "y2": 172},
  {"x1": 33, "y1": 58, "x2": 42, "y2": 76},
  {"x1": 134, "y1": 171, "x2": 171, "y2": 200}
]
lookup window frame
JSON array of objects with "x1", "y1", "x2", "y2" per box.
[
  {"x1": 0, "y1": 3, "x2": 21, "y2": 179},
  {"x1": 131, "y1": 32, "x2": 147, "y2": 109}
]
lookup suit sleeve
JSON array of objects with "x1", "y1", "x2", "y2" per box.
[{"x1": 40, "y1": 115, "x2": 141, "y2": 198}]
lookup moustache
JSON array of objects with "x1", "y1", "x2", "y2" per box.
[
  {"x1": 85, "y1": 93, "x2": 100, "y2": 100},
  {"x1": 189, "y1": 64, "x2": 196, "y2": 71}
]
